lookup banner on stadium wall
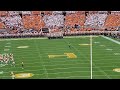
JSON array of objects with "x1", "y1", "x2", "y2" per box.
[{"x1": 42, "y1": 28, "x2": 49, "y2": 33}]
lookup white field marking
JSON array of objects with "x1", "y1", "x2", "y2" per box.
[
  {"x1": 90, "y1": 35, "x2": 92, "y2": 79},
  {"x1": 64, "y1": 39, "x2": 92, "y2": 78},
  {"x1": 5, "y1": 46, "x2": 11, "y2": 47},
  {"x1": 34, "y1": 39, "x2": 49, "y2": 78},
  {"x1": 101, "y1": 35, "x2": 120, "y2": 45},
  {"x1": 65, "y1": 35, "x2": 93, "y2": 79},
  {"x1": 114, "y1": 53, "x2": 120, "y2": 55},
  {"x1": 106, "y1": 48, "x2": 113, "y2": 51},
  {"x1": 4, "y1": 49, "x2": 9, "y2": 51},
  {"x1": 0, "y1": 38, "x2": 47, "y2": 41},
  {"x1": 70, "y1": 37, "x2": 112, "y2": 79},
  {"x1": 94, "y1": 42, "x2": 100, "y2": 44},
  {"x1": 79, "y1": 44, "x2": 91, "y2": 46},
  {"x1": 17, "y1": 46, "x2": 29, "y2": 48},
  {"x1": 99, "y1": 45, "x2": 105, "y2": 47}
]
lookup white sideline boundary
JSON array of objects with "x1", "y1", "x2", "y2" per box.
[{"x1": 101, "y1": 35, "x2": 120, "y2": 45}]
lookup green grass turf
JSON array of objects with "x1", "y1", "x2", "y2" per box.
[
  {"x1": 92, "y1": 36, "x2": 120, "y2": 79},
  {"x1": 0, "y1": 35, "x2": 120, "y2": 79}
]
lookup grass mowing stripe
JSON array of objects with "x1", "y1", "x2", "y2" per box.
[
  {"x1": 92, "y1": 63, "x2": 111, "y2": 79},
  {"x1": 1, "y1": 36, "x2": 119, "y2": 79},
  {"x1": 55, "y1": 76, "x2": 90, "y2": 79},
  {"x1": 34, "y1": 39, "x2": 49, "y2": 78},
  {"x1": 13, "y1": 62, "x2": 90, "y2": 67},
  {"x1": 93, "y1": 36, "x2": 120, "y2": 79},
  {"x1": 63, "y1": 37, "x2": 91, "y2": 78},
  {"x1": 72, "y1": 36, "x2": 111, "y2": 79}
]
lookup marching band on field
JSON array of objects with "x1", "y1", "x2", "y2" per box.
[{"x1": 0, "y1": 53, "x2": 14, "y2": 65}]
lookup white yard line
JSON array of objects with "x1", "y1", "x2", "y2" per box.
[
  {"x1": 63, "y1": 39, "x2": 92, "y2": 78},
  {"x1": 34, "y1": 39, "x2": 49, "y2": 79},
  {"x1": 90, "y1": 35, "x2": 92, "y2": 79},
  {"x1": 101, "y1": 35, "x2": 120, "y2": 45},
  {"x1": 67, "y1": 37, "x2": 112, "y2": 79}
]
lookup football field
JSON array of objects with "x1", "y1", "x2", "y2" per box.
[{"x1": 0, "y1": 35, "x2": 120, "y2": 79}]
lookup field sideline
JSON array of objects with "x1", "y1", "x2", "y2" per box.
[{"x1": 0, "y1": 35, "x2": 120, "y2": 79}]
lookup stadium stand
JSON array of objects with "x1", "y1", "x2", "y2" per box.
[
  {"x1": 22, "y1": 14, "x2": 45, "y2": 31},
  {"x1": 84, "y1": 13, "x2": 107, "y2": 29},
  {"x1": 104, "y1": 14, "x2": 120, "y2": 30},
  {"x1": 43, "y1": 14, "x2": 64, "y2": 28},
  {"x1": 0, "y1": 11, "x2": 119, "y2": 39}
]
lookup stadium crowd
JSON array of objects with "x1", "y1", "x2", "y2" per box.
[{"x1": 0, "y1": 11, "x2": 119, "y2": 39}]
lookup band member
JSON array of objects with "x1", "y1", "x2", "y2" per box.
[
  {"x1": 11, "y1": 71, "x2": 15, "y2": 79},
  {"x1": 21, "y1": 62, "x2": 24, "y2": 69},
  {"x1": 68, "y1": 43, "x2": 71, "y2": 49},
  {"x1": 12, "y1": 61, "x2": 15, "y2": 67}
]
